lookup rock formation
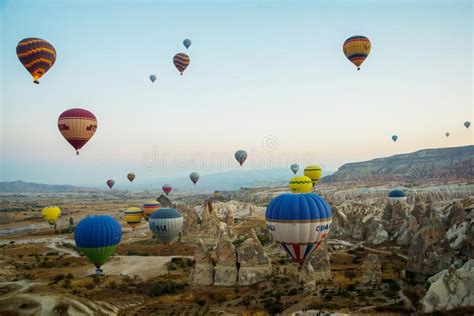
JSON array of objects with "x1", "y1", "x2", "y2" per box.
[
  {"x1": 214, "y1": 230, "x2": 238, "y2": 286},
  {"x1": 156, "y1": 194, "x2": 173, "y2": 208},
  {"x1": 361, "y1": 254, "x2": 382, "y2": 285},
  {"x1": 446, "y1": 201, "x2": 473, "y2": 258},
  {"x1": 321, "y1": 145, "x2": 474, "y2": 185},
  {"x1": 365, "y1": 217, "x2": 389, "y2": 244},
  {"x1": 406, "y1": 222, "x2": 452, "y2": 277},
  {"x1": 192, "y1": 239, "x2": 214, "y2": 285},
  {"x1": 308, "y1": 240, "x2": 331, "y2": 281},
  {"x1": 237, "y1": 230, "x2": 272, "y2": 285},
  {"x1": 421, "y1": 259, "x2": 474, "y2": 313},
  {"x1": 299, "y1": 261, "x2": 316, "y2": 293},
  {"x1": 382, "y1": 201, "x2": 408, "y2": 236}
]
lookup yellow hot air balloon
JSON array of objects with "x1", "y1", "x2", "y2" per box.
[
  {"x1": 124, "y1": 207, "x2": 143, "y2": 230},
  {"x1": 304, "y1": 165, "x2": 322, "y2": 186},
  {"x1": 42, "y1": 206, "x2": 61, "y2": 227},
  {"x1": 289, "y1": 176, "x2": 313, "y2": 193},
  {"x1": 343, "y1": 35, "x2": 371, "y2": 70}
]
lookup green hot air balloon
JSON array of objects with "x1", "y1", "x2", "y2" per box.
[
  {"x1": 392, "y1": 135, "x2": 398, "y2": 142},
  {"x1": 290, "y1": 164, "x2": 299, "y2": 175},
  {"x1": 465, "y1": 121, "x2": 471, "y2": 129},
  {"x1": 150, "y1": 74, "x2": 157, "y2": 82}
]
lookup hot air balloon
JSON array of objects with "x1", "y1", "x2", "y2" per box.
[
  {"x1": 392, "y1": 135, "x2": 398, "y2": 142},
  {"x1": 107, "y1": 179, "x2": 115, "y2": 189},
  {"x1": 183, "y1": 39, "x2": 192, "y2": 49},
  {"x1": 58, "y1": 108, "x2": 97, "y2": 155},
  {"x1": 74, "y1": 215, "x2": 121, "y2": 274},
  {"x1": 127, "y1": 173, "x2": 136, "y2": 182},
  {"x1": 162, "y1": 184, "x2": 172, "y2": 196},
  {"x1": 388, "y1": 189, "x2": 407, "y2": 202},
  {"x1": 42, "y1": 206, "x2": 61, "y2": 227},
  {"x1": 289, "y1": 176, "x2": 313, "y2": 193},
  {"x1": 304, "y1": 165, "x2": 322, "y2": 186},
  {"x1": 465, "y1": 121, "x2": 471, "y2": 129},
  {"x1": 234, "y1": 150, "x2": 248, "y2": 166},
  {"x1": 445, "y1": 132, "x2": 450, "y2": 137},
  {"x1": 290, "y1": 164, "x2": 299, "y2": 175},
  {"x1": 124, "y1": 207, "x2": 143, "y2": 230},
  {"x1": 143, "y1": 200, "x2": 161, "y2": 221},
  {"x1": 148, "y1": 208, "x2": 183, "y2": 245},
  {"x1": 214, "y1": 190, "x2": 222, "y2": 198},
  {"x1": 149, "y1": 74, "x2": 157, "y2": 82},
  {"x1": 266, "y1": 193, "x2": 332, "y2": 265},
  {"x1": 173, "y1": 53, "x2": 190, "y2": 75},
  {"x1": 189, "y1": 172, "x2": 200, "y2": 185},
  {"x1": 16, "y1": 37, "x2": 56, "y2": 84},
  {"x1": 343, "y1": 35, "x2": 371, "y2": 70}
]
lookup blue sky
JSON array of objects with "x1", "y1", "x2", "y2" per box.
[{"x1": 0, "y1": 0, "x2": 472, "y2": 185}]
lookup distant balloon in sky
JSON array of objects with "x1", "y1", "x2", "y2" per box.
[
  {"x1": 162, "y1": 184, "x2": 172, "y2": 195},
  {"x1": 148, "y1": 208, "x2": 183, "y2": 245},
  {"x1": 58, "y1": 108, "x2": 97, "y2": 155},
  {"x1": 290, "y1": 164, "x2": 299, "y2": 175},
  {"x1": 183, "y1": 39, "x2": 192, "y2": 49},
  {"x1": 445, "y1": 132, "x2": 450, "y2": 137},
  {"x1": 42, "y1": 206, "x2": 61, "y2": 227},
  {"x1": 124, "y1": 207, "x2": 143, "y2": 230},
  {"x1": 465, "y1": 121, "x2": 471, "y2": 129},
  {"x1": 304, "y1": 165, "x2": 322, "y2": 186},
  {"x1": 16, "y1": 37, "x2": 56, "y2": 83},
  {"x1": 74, "y1": 215, "x2": 121, "y2": 274},
  {"x1": 289, "y1": 176, "x2": 313, "y2": 193},
  {"x1": 234, "y1": 150, "x2": 248, "y2": 166},
  {"x1": 149, "y1": 74, "x2": 157, "y2": 82},
  {"x1": 127, "y1": 173, "x2": 135, "y2": 182},
  {"x1": 173, "y1": 53, "x2": 190, "y2": 75},
  {"x1": 266, "y1": 193, "x2": 332, "y2": 265},
  {"x1": 143, "y1": 200, "x2": 161, "y2": 221},
  {"x1": 392, "y1": 135, "x2": 398, "y2": 142},
  {"x1": 189, "y1": 172, "x2": 200, "y2": 185},
  {"x1": 343, "y1": 35, "x2": 371, "y2": 70},
  {"x1": 107, "y1": 179, "x2": 115, "y2": 189}
]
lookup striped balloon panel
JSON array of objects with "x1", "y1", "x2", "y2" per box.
[
  {"x1": 280, "y1": 241, "x2": 322, "y2": 264},
  {"x1": 58, "y1": 109, "x2": 97, "y2": 151},
  {"x1": 143, "y1": 202, "x2": 160, "y2": 220},
  {"x1": 148, "y1": 217, "x2": 183, "y2": 244},
  {"x1": 16, "y1": 38, "x2": 56, "y2": 77},
  {"x1": 343, "y1": 36, "x2": 371, "y2": 67},
  {"x1": 16, "y1": 38, "x2": 56, "y2": 81},
  {"x1": 266, "y1": 220, "x2": 332, "y2": 245},
  {"x1": 173, "y1": 53, "x2": 190, "y2": 75},
  {"x1": 124, "y1": 208, "x2": 143, "y2": 228}
]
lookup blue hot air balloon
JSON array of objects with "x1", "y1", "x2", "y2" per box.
[
  {"x1": 388, "y1": 189, "x2": 407, "y2": 201},
  {"x1": 290, "y1": 164, "x2": 299, "y2": 175},
  {"x1": 183, "y1": 39, "x2": 192, "y2": 49},
  {"x1": 392, "y1": 135, "x2": 398, "y2": 142},
  {"x1": 74, "y1": 215, "x2": 122, "y2": 274},
  {"x1": 234, "y1": 150, "x2": 248, "y2": 166},
  {"x1": 148, "y1": 208, "x2": 183, "y2": 245},
  {"x1": 265, "y1": 193, "x2": 332, "y2": 265}
]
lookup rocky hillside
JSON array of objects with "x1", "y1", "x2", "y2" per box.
[
  {"x1": 0, "y1": 180, "x2": 88, "y2": 193},
  {"x1": 321, "y1": 145, "x2": 474, "y2": 185}
]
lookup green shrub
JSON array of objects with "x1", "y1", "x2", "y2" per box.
[{"x1": 148, "y1": 280, "x2": 186, "y2": 297}]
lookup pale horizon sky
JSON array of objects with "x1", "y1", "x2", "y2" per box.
[{"x1": 1, "y1": 0, "x2": 472, "y2": 185}]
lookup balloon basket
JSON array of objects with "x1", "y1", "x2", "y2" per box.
[{"x1": 95, "y1": 268, "x2": 103, "y2": 275}]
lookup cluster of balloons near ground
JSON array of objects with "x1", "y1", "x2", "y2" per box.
[{"x1": 74, "y1": 202, "x2": 183, "y2": 274}]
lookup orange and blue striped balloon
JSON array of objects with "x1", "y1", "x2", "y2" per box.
[
  {"x1": 343, "y1": 35, "x2": 371, "y2": 70},
  {"x1": 173, "y1": 53, "x2": 190, "y2": 75},
  {"x1": 16, "y1": 38, "x2": 56, "y2": 83}
]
